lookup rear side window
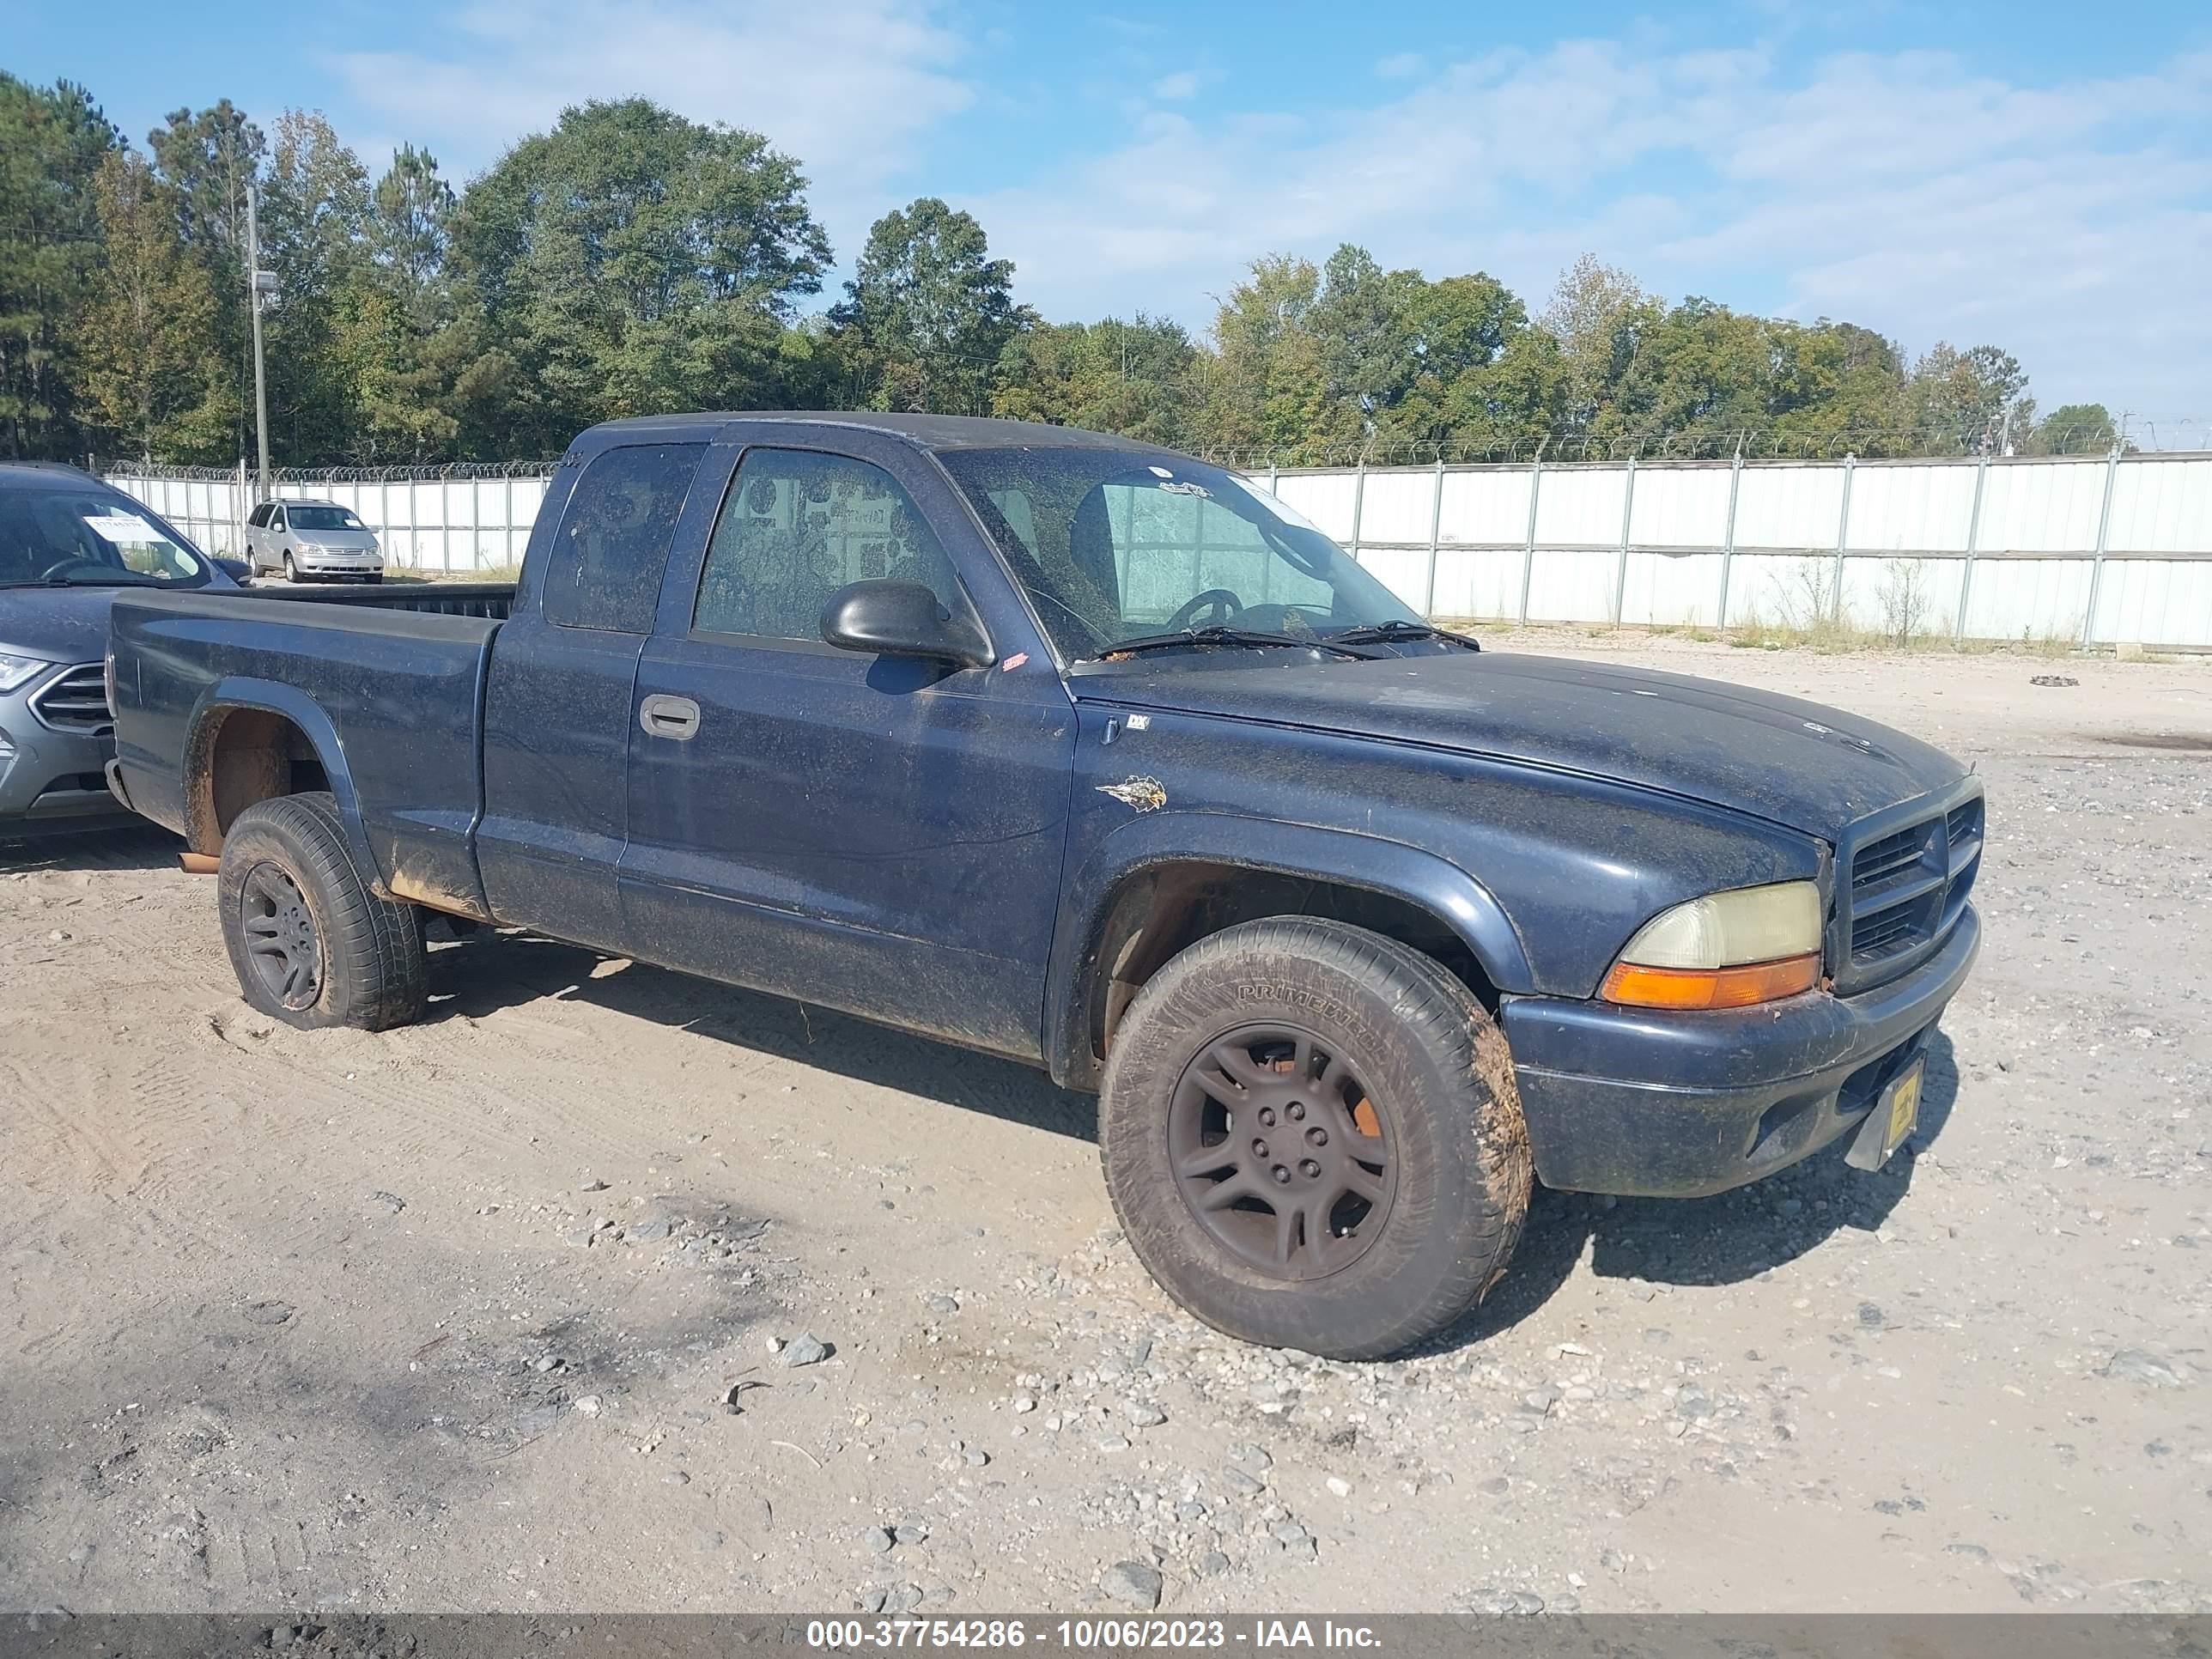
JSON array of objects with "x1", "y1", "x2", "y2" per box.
[{"x1": 543, "y1": 443, "x2": 705, "y2": 632}]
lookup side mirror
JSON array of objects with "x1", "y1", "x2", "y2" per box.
[
  {"x1": 214, "y1": 556, "x2": 252, "y2": 586},
  {"x1": 820, "y1": 580, "x2": 993, "y2": 669}
]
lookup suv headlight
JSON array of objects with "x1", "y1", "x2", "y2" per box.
[
  {"x1": 1599, "y1": 880, "x2": 1824, "y2": 1010},
  {"x1": 0, "y1": 652, "x2": 53, "y2": 693}
]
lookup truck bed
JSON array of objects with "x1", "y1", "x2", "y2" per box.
[
  {"x1": 231, "y1": 580, "x2": 516, "y2": 620},
  {"x1": 108, "y1": 584, "x2": 513, "y2": 914}
]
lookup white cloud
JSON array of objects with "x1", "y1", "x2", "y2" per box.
[
  {"x1": 958, "y1": 39, "x2": 2212, "y2": 415},
  {"x1": 1374, "y1": 52, "x2": 1425, "y2": 81},
  {"x1": 1152, "y1": 70, "x2": 1202, "y2": 101},
  {"x1": 327, "y1": 0, "x2": 971, "y2": 252}
]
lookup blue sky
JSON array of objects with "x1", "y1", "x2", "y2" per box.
[{"x1": 15, "y1": 1, "x2": 2212, "y2": 433}]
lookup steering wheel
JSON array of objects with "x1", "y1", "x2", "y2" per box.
[
  {"x1": 39, "y1": 556, "x2": 118, "y2": 582},
  {"x1": 1164, "y1": 587, "x2": 1244, "y2": 631}
]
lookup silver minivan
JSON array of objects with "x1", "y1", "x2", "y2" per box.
[{"x1": 245, "y1": 499, "x2": 385, "y2": 582}]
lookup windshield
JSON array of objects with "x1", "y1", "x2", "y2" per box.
[
  {"x1": 935, "y1": 448, "x2": 1420, "y2": 660},
  {"x1": 0, "y1": 485, "x2": 212, "y2": 589},
  {"x1": 287, "y1": 505, "x2": 362, "y2": 532}
]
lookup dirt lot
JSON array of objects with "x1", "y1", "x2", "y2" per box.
[{"x1": 3, "y1": 635, "x2": 2208, "y2": 1617}]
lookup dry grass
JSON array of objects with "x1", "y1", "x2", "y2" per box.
[{"x1": 386, "y1": 562, "x2": 523, "y2": 585}]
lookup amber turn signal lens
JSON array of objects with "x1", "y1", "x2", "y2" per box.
[{"x1": 1600, "y1": 951, "x2": 1821, "y2": 1011}]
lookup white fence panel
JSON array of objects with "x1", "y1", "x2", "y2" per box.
[
  {"x1": 1847, "y1": 462, "x2": 1977, "y2": 553},
  {"x1": 2107, "y1": 456, "x2": 2212, "y2": 554},
  {"x1": 1629, "y1": 465, "x2": 1729, "y2": 549},
  {"x1": 1734, "y1": 465, "x2": 1844, "y2": 553},
  {"x1": 1978, "y1": 461, "x2": 2107, "y2": 553},
  {"x1": 1355, "y1": 469, "x2": 1435, "y2": 546},
  {"x1": 102, "y1": 449, "x2": 2212, "y2": 647},
  {"x1": 1442, "y1": 469, "x2": 1534, "y2": 548}
]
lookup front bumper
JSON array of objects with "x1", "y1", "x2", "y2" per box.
[
  {"x1": 295, "y1": 546, "x2": 383, "y2": 576},
  {"x1": 0, "y1": 714, "x2": 128, "y2": 836},
  {"x1": 1500, "y1": 905, "x2": 1980, "y2": 1197}
]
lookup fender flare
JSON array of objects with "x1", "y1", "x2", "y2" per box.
[
  {"x1": 1042, "y1": 811, "x2": 1533, "y2": 1090},
  {"x1": 183, "y1": 677, "x2": 384, "y2": 891}
]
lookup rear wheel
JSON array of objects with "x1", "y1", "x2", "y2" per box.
[
  {"x1": 1099, "y1": 917, "x2": 1530, "y2": 1359},
  {"x1": 217, "y1": 791, "x2": 427, "y2": 1031}
]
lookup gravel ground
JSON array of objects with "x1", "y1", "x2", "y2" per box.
[{"x1": 1, "y1": 634, "x2": 2207, "y2": 1615}]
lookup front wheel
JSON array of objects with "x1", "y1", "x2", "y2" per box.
[
  {"x1": 1099, "y1": 918, "x2": 1531, "y2": 1359},
  {"x1": 217, "y1": 791, "x2": 428, "y2": 1030}
]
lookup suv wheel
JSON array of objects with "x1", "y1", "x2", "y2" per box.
[
  {"x1": 282, "y1": 550, "x2": 300, "y2": 583},
  {"x1": 217, "y1": 791, "x2": 428, "y2": 1031},
  {"x1": 1099, "y1": 918, "x2": 1531, "y2": 1359}
]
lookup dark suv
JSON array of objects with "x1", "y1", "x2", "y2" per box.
[{"x1": 0, "y1": 463, "x2": 234, "y2": 837}]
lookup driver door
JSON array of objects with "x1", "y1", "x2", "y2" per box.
[{"x1": 619, "y1": 429, "x2": 1077, "y2": 1060}]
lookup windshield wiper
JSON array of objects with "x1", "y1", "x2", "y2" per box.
[
  {"x1": 1327, "y1": 619, "x2": 1481, "y2": 651},
  {"x1": 38, "y1": 570, "x2": 159, "y2": 588},
  {"x1": 1090, "y1": 625, "x2": 1374, "y2": 662}
]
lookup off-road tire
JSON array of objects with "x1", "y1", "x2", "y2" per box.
[
  {"x1": 1099, "y1": 917, "x2": 1531, "y2": 1359},
  {"x1": 218, "y1": 791, "x2": 427, "y2": 1031}
]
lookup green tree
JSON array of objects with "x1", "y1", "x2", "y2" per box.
[
  {"x1": 1384, "y1": 271, "x2": 1566, "y2": 455},
  {"x1": 450, "y1": 97, "x2": 831, "y2": 454},
  {"x1": 1198, "y1": 254, "x2": 1334, "y2": 461},
  {"x1": 0, "y1": 75, "x2": 117, "y2": 459},
  {"x1": 1763, "y1": 321, "x2": 1911, "y2": 453},
  {"x1": 75, "y1": 149, "x2": 227, "y2": 461},
  {"x1": 1910, "y1": 343, "x2": 2032, "y2": 451},
  {"x1": 1305, "y1": 245, "x2": 1422, "y2": 440},
  {"x1": 994, "y1": 313, "x2": 1198, "y2": 444},
  {"x1": 147, "y1": 100, "x2": 264, "y2": 459},
  {"x1": 1602, "y1": 297, "x2": 1779, "y2": 446},
  {"x1": 348, "y1": 144, "x2": 459, "y2": 460},
  {"x1": 2027, "y1": 402, "x2": 2120, "y2": 455},
  {"x1": 834, "y1": 198, "x2": 1023, "y2": 415},
  {"x1": 259, "y1": 109, "x2": 372, "y2": 463},
  {"x1": 1539, "y1": 252, "x2": 1656, "y2": 437}
]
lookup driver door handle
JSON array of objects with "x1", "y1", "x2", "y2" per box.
[{"x1": 639, "y1": 694, "x2": 702, "y2": 741}]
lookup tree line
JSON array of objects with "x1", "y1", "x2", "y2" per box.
[{"x1": 1, "y1": 74, "x2": 2124, "y2": 472}]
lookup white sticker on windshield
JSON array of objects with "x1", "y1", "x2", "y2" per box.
[
  {"x1": 82, "y1": 513, "x2": 163, "y2": 544},
  {"x1": 1148, "y1": 465, "x2": 1174, "y2": 478}
]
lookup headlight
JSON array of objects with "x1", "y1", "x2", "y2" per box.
[
  {"x1": 1599, "y1": 880, "x2": 1824, "y2": 1010},
  {"x1": 0, "y1": 652, "x2": 53, "y2": 693}
]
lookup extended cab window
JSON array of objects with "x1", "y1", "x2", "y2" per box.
[
  {"x1": 543, "y1": 443, "x2": 704, "y2": 632},
  {"x1": 694, "y1": 448, "x2": 963, "y2": 642}
]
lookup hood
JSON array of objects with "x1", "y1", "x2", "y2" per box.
[
  {"x1": 0, "y1": 570, "x2": 233, "y2": 665},
  {"x1": 1077, "y1": 650, "x2": 1969, "y2": 837},
  {"x1": 0, "y1": 585, "x2": 126, "y2": 665}
]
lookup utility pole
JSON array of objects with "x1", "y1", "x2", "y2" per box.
[{"x1": 245, "y1": 185, "x2": 276, "y2": 500}]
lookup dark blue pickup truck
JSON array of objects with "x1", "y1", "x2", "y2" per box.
[{"x1": 107, "y1": 413, "x2": 1982, "y2": 1358}]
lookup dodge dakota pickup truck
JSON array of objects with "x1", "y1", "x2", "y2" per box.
[{"x1": 107, "y1": 412, "x2": 1983, "y2": 1358}]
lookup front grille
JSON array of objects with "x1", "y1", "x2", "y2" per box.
[
  {"x1": 29, "y1": 662, "x2": 112, "y2": 734},
  {"x1": 1841, "y1": 788, "x2": 1982, "y2": 989}
]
